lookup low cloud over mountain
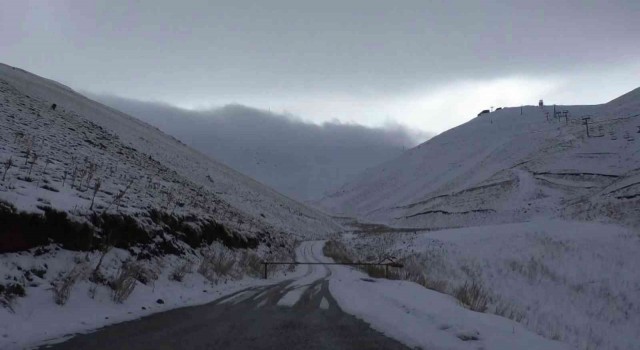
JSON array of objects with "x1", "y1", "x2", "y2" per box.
[{"x1": 91, "y1": 94, "x2": 430, "y2": 201}]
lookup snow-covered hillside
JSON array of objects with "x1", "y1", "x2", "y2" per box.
[
  {"x1": 318, "y1": 88, "x2": 640, "y2": 349},
  {"x1": 318, "y1": 88, "x2": 640, "y2": 229},
  {"x1": 0, "y1": 63, "x2": 341, "y2": 347},
  {"x1": 334, "y1": 220, "x2": 640, "y2": 350},
  {"x1": 0, "y1": 63, "x2": 340, "y2": 241}
]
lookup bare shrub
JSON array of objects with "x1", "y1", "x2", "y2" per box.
[
  {"x1": 52, "y1": 265, "x2": 87, "y2": 305},
  {"x1": 90, "y1": 178, "x2": 101, "y2": 210},
  {"x1": 111, "y1": 274, "x2": 136, "y2": 303},
  {"x1": 494, "y1": 301, "x2": 525, "y2": 322},
  {"x1": 123, "y1": 260, "x2": 157, "y2": 286},
  {"x1": 0, "y1": 296, "x2": 14, "y2": 313},
  {"x1": 323, "y1": 240, "x2": 353, "y2": 263},
  {"x1": 104, "y1": 179, "x2": 134, "y2": 212},
  {"x1": 2, "y1": 156, "x2": 13, "y2": 181},
  {"x1": 454, "y1": 280, "x2": 489, "y2": 312},
  {"x1": 0, "y1": 283, "x2": 26, "y2": 313},
  {"x1": 27, "y1": 151, "x2": 38, "y2": 177},
  {"x1": 401, "y1": 257, "x2": 448, "y2": 293},
  {"x1": 169, "y1": 261, "x2": 193, "y2": 282},
  {"x1": 368, "y1": 234, "x2": 395, "y2": 263},
  {"x1": 363, "y1": 265, "x2": 387, "y2": 278},
  {"x1": 239, "y1": 251, "x2": 263, "y2": 277},
  {"x1": 198, "y1": 248, "x2": 236, "y2": 281},
  {"x1": 264, "y1": 244, "x2": 297, "y2": 274},
  {"x1": 110, "y1": 262, "x2": 139, "y2": 303}
]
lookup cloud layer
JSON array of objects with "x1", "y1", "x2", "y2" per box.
[
  {"x1": 3, "y1": 1, "x2": 638, "y2": 135},
  {"x1": 91, "y1": 94, "x2": 430, "y2": 201}
]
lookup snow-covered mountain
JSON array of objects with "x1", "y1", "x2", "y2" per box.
[
  {"x1": 0, "y1": 63, "x2": 346, "y2": 348},
  {"x1": 88, "y1": 95, "x2": 424, "y2": 202},
  {"x1": 317, "y1": 88, "x2": 640, "y2": 229},
  {"x1": 0, "y1": 62, "x2": 340, "y2": 247}
]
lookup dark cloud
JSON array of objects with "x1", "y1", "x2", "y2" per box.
[
  {"x1": 90, "y1": 94, "x2": 430, "y2": 201},
  {"x1": 2, "y1": 1, "x2": 638, "y2": 135},
  {"x1": 2, "y1": 1, "x2": 638, "y2": 100}
]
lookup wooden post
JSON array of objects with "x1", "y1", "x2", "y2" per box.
[
  {"x1": 263, "y1": 262, "x2": 268, "y2": 279},
  {"x1": 582, "y1": 117, "x2": 591, "y2": 137}
]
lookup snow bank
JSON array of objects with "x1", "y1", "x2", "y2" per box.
[
  {"x1": 338, "y1": 220, "x2": 640, "y2": 350},
  {"x1": 307, "y1": 240, "x2": 569, "y2": 350},
  {"x1": 0, "y1": 246, "x2": 305, "y2": 349}
]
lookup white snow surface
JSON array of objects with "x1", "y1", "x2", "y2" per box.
[
  {"x1": 0, "y1": 245, "x2": 307, "y2": 350},
  {"x1": 292, "y1": 241, "x2": 569, "y2": 350},
  {"x1": 338, "y1": 220, "x2": 640, "y2": 350},
  {"x1": 317, "y1": 88, "x2": 640, "y2": 229}
]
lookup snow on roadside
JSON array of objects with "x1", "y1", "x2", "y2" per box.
[
  {"x1": 337, "y1": 220, "x2": 640, "y2": 350},
  {"x1": 0, "y1": 246, "x2": 304, "y2": 350},
  {"x1": 308, "y1": 241, "x2": 569, "y2": 350}
]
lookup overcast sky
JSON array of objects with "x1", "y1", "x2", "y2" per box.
[{"x1": 2, "y1": 0, "x2": 639, "y2": 134}]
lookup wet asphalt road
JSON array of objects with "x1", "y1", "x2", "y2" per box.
[{"x1": 41, "y1": 242, "x2": 408, "y2": 350}]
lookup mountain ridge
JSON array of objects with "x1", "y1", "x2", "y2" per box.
[{"x1": 316, "y1": 87, "x2": 640, "y2": 229}]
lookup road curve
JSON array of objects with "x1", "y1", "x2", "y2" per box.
[{"x1": 41, "y1": 241, "x2": 408, "y2": 350}]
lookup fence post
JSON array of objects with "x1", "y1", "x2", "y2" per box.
[{"x1": 263, "y1": 262, "x2": 268, "y2": 279}]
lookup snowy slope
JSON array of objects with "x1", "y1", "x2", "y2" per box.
[
  {"x1": 0, "y1": 63, "x2": 340, "y2": 241},
  {"x1": 0, "y1": 63, "x2": 343, "y2": 347},
  {"x1": 337, "y1": 219, "x2": 640, "y2": 350},
  {"x1": 317, "y1": 88, "x2": 640, "y2": 229}
]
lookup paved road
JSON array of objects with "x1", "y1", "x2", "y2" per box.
[{"x1": 42, "y1": 241, "x2": 408, "y2": 350}]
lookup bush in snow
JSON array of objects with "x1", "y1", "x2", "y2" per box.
[
  {"x1": 198, "y1": 245, "x2": 236, "y2": 281},
  {"x1": 52, "y1": 264, "x2": 87, "y2": 305},
  {"x1": 0, "y1": 283, "x2": 26, "y2": 312},
  {"x1": 322, "y1": 240, "x2": 353, "y2": 264},
  {"x1": 169, "y1": 261, "x2": 193, "y2": 282},
  {"x1": 110, "y1": 272, "x2": 136, "y2": 303},
  {"x1": 238, "y1": 251, "x2": 263, "y2": 278},
  {"x1": 454, "y1": 280, "x2": 489, "y2": 312},
  {"x1": 401, "y1": 256, "x2": 449, "y2": 294},
  {"x1": 2, "y1": 156, "x2": 13, "y2": 181},
  {"x1": 109, "y1": 260, "x2": 154, "y2": 303}
]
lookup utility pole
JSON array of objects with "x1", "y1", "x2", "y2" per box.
[
  {"x1": 582, "y1": 117, "x2": 591, "y2": 137},
  {"x1": 520, "y1": 105, "x2": 523, "y2": 115}
]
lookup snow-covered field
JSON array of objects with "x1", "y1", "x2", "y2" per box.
[{"x1": 334, "y1": 220, "x2": 640, "y2": 350}]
